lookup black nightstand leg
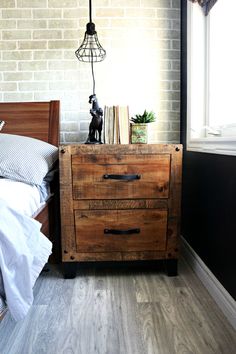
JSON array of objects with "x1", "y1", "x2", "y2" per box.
[
  {"x1": 166, "y1": 259, "x2": 178, "y2": 277},
  {"x1": 63, "y1": 262, "x2": 77, "y2": 279}
]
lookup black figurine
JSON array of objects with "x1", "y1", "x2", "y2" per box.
[{"x1": 85, "y1": 94, "x2": 103, "y2": 144}]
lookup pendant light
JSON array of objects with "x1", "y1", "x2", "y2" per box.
[
  {"x1": 75, "y1": 0, "x2": 106, "y2": 144},
  {"x1": 75, "y1": 0, "x2": 106, "y2": 63}
]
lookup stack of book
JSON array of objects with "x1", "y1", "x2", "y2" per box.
[{"x1": 103, "y1": 105, "x2": 130, "y2": 144}]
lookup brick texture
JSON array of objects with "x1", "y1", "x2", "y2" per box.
[{"x1": 0, "y1": 0, "x2": 180, "y2": 143}]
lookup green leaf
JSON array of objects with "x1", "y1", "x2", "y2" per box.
[{"x1": 130, "y1": 110, "x2": 156, "y2": 124}]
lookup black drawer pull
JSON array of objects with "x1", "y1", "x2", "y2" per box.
[
  {"x1": 103, "y1": 174, "x2": 141, "y2": 180},
  {"x1": 104, "y1": 228, "x2": 140, "y2": 235}
]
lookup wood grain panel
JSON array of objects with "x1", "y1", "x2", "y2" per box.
[
  {"x1": 72, "y1": 156, "x2": 170, "y2": 200},
  {"x1": 63, "y1": 250, "x2": 167, "y2": 262},
  {"x1": 73, "y1": 199, "x2": 168, "y2": 210},
  {"x1": 75, "y1": 209, "x2": 167, "y2": 253},
  {"x1": 1, "y1": 260, "x2": 236, "y2": 353},
  {"x1": 0, "y1": 101, "x2": 60, "y2": 146},
  {"x1": 59, "y1": 145, "x2": 77, "y2": 260},
  {"x1": 72, "y1": 153, "x2": 170, "y2": 165},
  {"x1": 70, "y1": 143, "x2": 180, "y2": 156},
  {"x1": 60, "y1": 144, "x2": 182, "y2": 268}
]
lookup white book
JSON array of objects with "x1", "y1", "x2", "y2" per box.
[
  {"x1": 118, "y1": 106, "x2": 130, "y2": 144},
  {"x1": 108, "y1": 106, "x2": 114, "y2": 144},
  {"x1": 113, "y1": 106, "x2": 119, "y2": 144}
]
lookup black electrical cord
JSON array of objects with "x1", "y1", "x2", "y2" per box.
[
  {"x1": 91, "y1": 53, "x2": 95, "y2": 95},
  {"x1": 90, "y1": 0, "x2": 95, "y2": 95},
  {"x1": 89, "y1": 0, "x2": 92, "y2": 23}
]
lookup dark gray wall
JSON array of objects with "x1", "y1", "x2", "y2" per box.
[{"x1": 181, "y1": 0, "x2": 236, "y2": 300}]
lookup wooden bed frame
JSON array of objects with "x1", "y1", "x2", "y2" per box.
[{"x1": 0, "y1": 101, "x2": 60, "y2": 262}]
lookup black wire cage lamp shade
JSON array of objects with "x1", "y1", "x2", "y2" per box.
[{"x1": 75, "y1": 0, "x2": 106, "y2": 63}]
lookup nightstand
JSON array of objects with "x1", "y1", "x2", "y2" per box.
[{"x1": 59, "y1": 144, "x2": 182, "y2": 278}]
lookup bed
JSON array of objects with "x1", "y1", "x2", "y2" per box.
[{"x1": 0, "y1": 101, "x2": 60, "y2": 321}]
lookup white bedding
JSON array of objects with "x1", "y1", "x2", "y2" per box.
[
  {"x1": 0, "y1": 178, "x2": 45, "y2": 217},
  {"x1": 0, "y1": 178, "x2": 52, "y2": 321},
  {"x1": 0, "y1": 199, "x2": 52, "y2": 321}
]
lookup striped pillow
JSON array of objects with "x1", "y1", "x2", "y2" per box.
[{"x1": 0, "y1": 134, "x2": 58, "y2": 186}]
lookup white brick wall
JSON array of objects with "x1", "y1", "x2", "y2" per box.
[{"x1": 0, "y1": 0, "x2": 180, "y2": 143}]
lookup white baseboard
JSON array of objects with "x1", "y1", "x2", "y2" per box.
[{"x1": 181, "y1": 236, "x2": 236, "y2": 330}]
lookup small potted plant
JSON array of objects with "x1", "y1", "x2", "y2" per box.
[{"x1": 130, "y1": 110, "x2": 156, "y2": 144}]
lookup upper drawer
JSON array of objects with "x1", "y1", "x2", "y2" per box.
[{"x1": 72, "y1": 154, "x2": 170, "y2": 200}]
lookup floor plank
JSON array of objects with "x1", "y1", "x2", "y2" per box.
[{"x1": 0, "y1": 260, "x2": 235, "y2": 354}]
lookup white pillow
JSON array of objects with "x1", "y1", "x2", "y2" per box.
[{"x1": 0, "y1": 134, "x2": 58, "y2": 185}]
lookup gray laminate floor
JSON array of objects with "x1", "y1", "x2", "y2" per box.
[{"x1": 0, "y1": 258, "x2": 235, "y2": 354}]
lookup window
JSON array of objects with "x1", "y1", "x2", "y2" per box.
[{"x1": 187, "y1": 0, "x2": 236, "y2": 155}]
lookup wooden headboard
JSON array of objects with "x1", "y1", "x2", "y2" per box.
[{"x1": 0, "y1": 101, "x2": 60, "y2": 146}]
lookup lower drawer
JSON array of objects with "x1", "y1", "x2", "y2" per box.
[{"x1": 75, "y1": 209, "x2": 167, "y2": 253}]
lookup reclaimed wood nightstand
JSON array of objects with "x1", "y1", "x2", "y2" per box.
[{"x1": 59, "y1": 144, "x2": 182, "y2": 278}]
